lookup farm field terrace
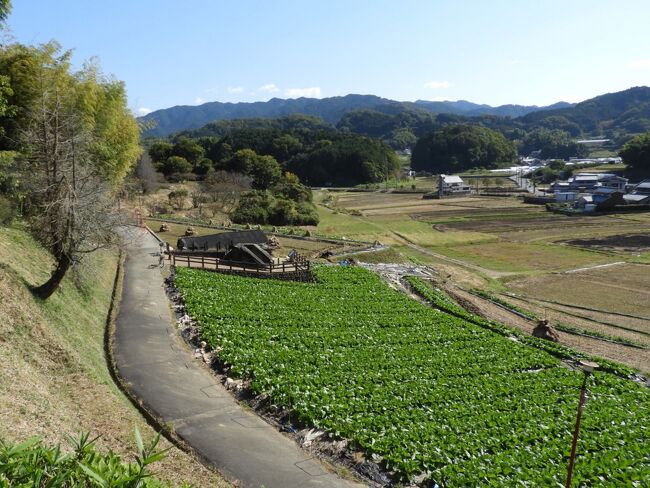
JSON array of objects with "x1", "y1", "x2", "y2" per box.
[
  {"x1": 508, "y1": 263, "x2": 650, "y2": 318},
  {"x1": 175, "y1": 266, "x2": 650, "y2": 486}
]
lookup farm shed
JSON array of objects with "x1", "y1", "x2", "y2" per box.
[{"x1": 176, "y1": 230, "x2": 268, "y2": 253}]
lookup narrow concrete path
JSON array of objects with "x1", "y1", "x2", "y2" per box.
[{"x1": 113, "y1": 227, "x2": 364, "y2": 488}]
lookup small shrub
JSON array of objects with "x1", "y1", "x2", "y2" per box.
[
  {"x1": 168, "y1": 189, "x2": 189, "y2": 210},
  {"x1": 0, "y1": 429, "x2": 176, "y2": 487}
]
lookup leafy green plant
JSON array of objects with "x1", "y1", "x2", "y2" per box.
[
  {"x1": 0, "y1": 428, "x2": 178, "y2": 487},
  {"x1": 176, "y1": 267, "x2": 650, "y2": 486}
]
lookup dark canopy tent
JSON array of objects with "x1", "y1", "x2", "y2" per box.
[{"x1": 176, "y1": 230, "x2": 267, "y2": 252}]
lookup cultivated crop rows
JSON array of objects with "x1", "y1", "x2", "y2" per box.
[{"x1": 175, "y1": 266, "x2": 649, "y2": 486}]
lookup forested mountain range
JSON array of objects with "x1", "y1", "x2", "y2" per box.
[
  {"x1": 520, "y1": 86, "x2": 650, "y2": 134},
  {"x1": 140, "y1": 94, "x2": 574, "y2": 137}
]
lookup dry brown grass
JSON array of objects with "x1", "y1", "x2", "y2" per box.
[
  {"x1": 0, "y1": 225, "x2": 230, "y2": 487},
  {"x1": 508, "y1": 263, "x2": 650, "y2": 319}
]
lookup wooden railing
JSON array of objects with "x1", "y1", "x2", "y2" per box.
[{"x1": 171, "y1": 253, "x2": 310, "y2": 275}]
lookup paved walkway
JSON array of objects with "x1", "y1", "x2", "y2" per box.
[{"x1": 114, "y1": 227, "x2": 364, "y2": 488}]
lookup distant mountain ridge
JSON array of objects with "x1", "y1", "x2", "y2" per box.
[
  {"x1": 413, "y1": 99, "x2": 573, "y2": 118},
  {"x1": 520, "y1": 86, "x2": 650, "y2": 134},
  {"x1": 139, "y1": 94, "x2": 574, "y2": 137}
]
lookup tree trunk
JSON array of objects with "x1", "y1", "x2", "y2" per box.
[{"x1": 31, "y1": 253, "x2": 72, "y2": 299}]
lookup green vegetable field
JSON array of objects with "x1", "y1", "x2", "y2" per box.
[{"x1": 175, "y1": 266, "x2": 649, "y2": 486}]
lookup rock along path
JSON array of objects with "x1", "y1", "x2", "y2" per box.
[{"x1": 113, "y1": 227, "x2": 365, "y2": 488}]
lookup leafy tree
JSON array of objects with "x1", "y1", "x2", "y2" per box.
[
  {"x1": 15, "y1": 43, "x2": 140, "y2": 298},
  {"x1": 530, "y1": 163, "x2": 573, "y2": 184},
  {"x1": 0, "y1": 42, "x2": 71, "y2": 149},
  {"x1": 547, "y1": 159, "x2": 565, "y2": 170},
  {"x1": 148, "y1": 140, "x2": 173, "y2": 164},
  {"x1": 249, "y1": 154, "x2": 281, "y2": 190},
  {"x1": 619, "y1": 131, "x2": 650, "y2": 177},
  {"x1": 0, "y1": 0, "x2": 10, "y2": 21},
  {"x1": 193, "y1": 156, "x2": 213, "y2": 176},
  {"x1": 411, "y1": 125, "x2": 516, "y2": 174},
  {"x1": 76, "y1": 61, "x2": 140, "y2": 184},
  {"x1": 275, "y1": 172, "x2": 312, "y2": 202},
  {"x1": 519, "y1": 128, "x2": 586, "y2": 159},
  {"x1": 224, "y1": 148, "x2": 257, "y2": 174},
  {"x1": 389, "y1": 128, "x2": 417, "y2": 149},
  {"x1": 171, "y1": 135, "x2": 204, "y2": 164},
  {"x1": 337, "y1": 108, "x2": 436, "y2": 149},
  {"x1": 231, "y1": 190, "x2": 272, "y2": 224},
  {"x1": 271, "y1": 133, "x2": 302, "y2": 161},
  {"x1": 269, "y1": 197, "x2": 298, "y2": 225},
  {"x1": 287, "y1": 135, "x2": 399, "y2": 186},
  {"x1": 337, "y1": 109, "x2": 395, "y2": 138},
  {"x1": 232, "y1": 189, "x2": 319, "y2": 226},
  {"x1": 536, "y1": 115, "x2": 581, "y2": 137},
  {"x1": 161, "y1": 155, "x2": 192, "y2": 175}
]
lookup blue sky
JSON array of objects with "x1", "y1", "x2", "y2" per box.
[{"x1": 7, "y1": 0, "x2": 650, "y2": 115}]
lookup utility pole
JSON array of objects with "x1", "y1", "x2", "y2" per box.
[{"x1": 565, "y1": 360, "x2": 599, "y2": 488}]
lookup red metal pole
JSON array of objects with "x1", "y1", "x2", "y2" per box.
[{"x1": 565, "y1": 372, "x2": 590, "y2": 488}]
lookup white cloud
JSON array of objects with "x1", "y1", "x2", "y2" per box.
[
  {"x1": 285, "y1": 87, "x2": 321, "y2": 98},
  {"x1": 423, "y1": 81, "x2": 452, "y2": 89},
  {"x1": 194, "y1": 97, "x2": 205, "y2": 104},
  {"x1": 227, "y1": 86, "x2": 244, "y2": 94},
  {"x1": 137, "y1": 107, "x2": 152, "y2": 116},
  {"x1": 627, "y1": 58, "x2": 650, "y2": 69},
  {"x1": 260, "y1": 83, "x2": 280, "y2": 93}
]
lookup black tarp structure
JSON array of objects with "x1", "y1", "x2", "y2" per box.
[
  {"x1": 176, "y1": 230, "x2": 267, "y2": 252},
  {"x1": 223, "y1": 243, "x2": 274, "y2": 265}
]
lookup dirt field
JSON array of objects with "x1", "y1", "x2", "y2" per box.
[
  {"x1": 562, "y1": 233, "x2": 650, "y2": 254},
  {"x1": 508, "y1": 263, "x2": 650, "y2": 318},
  {"x1": 449, "y1": 287, "x2": 650, "y2": 374},
  {"x1": 503, "y1": 294, "x2": 650, "y2": 346},
  {"x1": 331, "y1": 193, "x2": 528, "y2": 217}
]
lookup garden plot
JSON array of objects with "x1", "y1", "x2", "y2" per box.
[{"x1": 175, "y1": 266, "x2": 650, "y2": 487}]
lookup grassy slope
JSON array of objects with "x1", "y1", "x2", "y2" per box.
[{"x1": 0, "y1": 223, "x2": 229, "y2": 487}]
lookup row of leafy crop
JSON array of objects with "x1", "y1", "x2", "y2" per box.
[
  {"x1": 406, "y1": 277, "x2": 640, "y2": 376},
  {"x1": 0, "y1": 430, "x2": 179, "y2": 487},
  {"x1": 176, "y1": 266, "x2": 650, "y2": 486}
]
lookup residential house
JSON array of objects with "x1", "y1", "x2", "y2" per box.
[
  {"x1": 438, "y1": 174, "x2": 471, "y2": 196},
  {"x1": 551, "y1": 173, "x2": 627, "y2": 192}
]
